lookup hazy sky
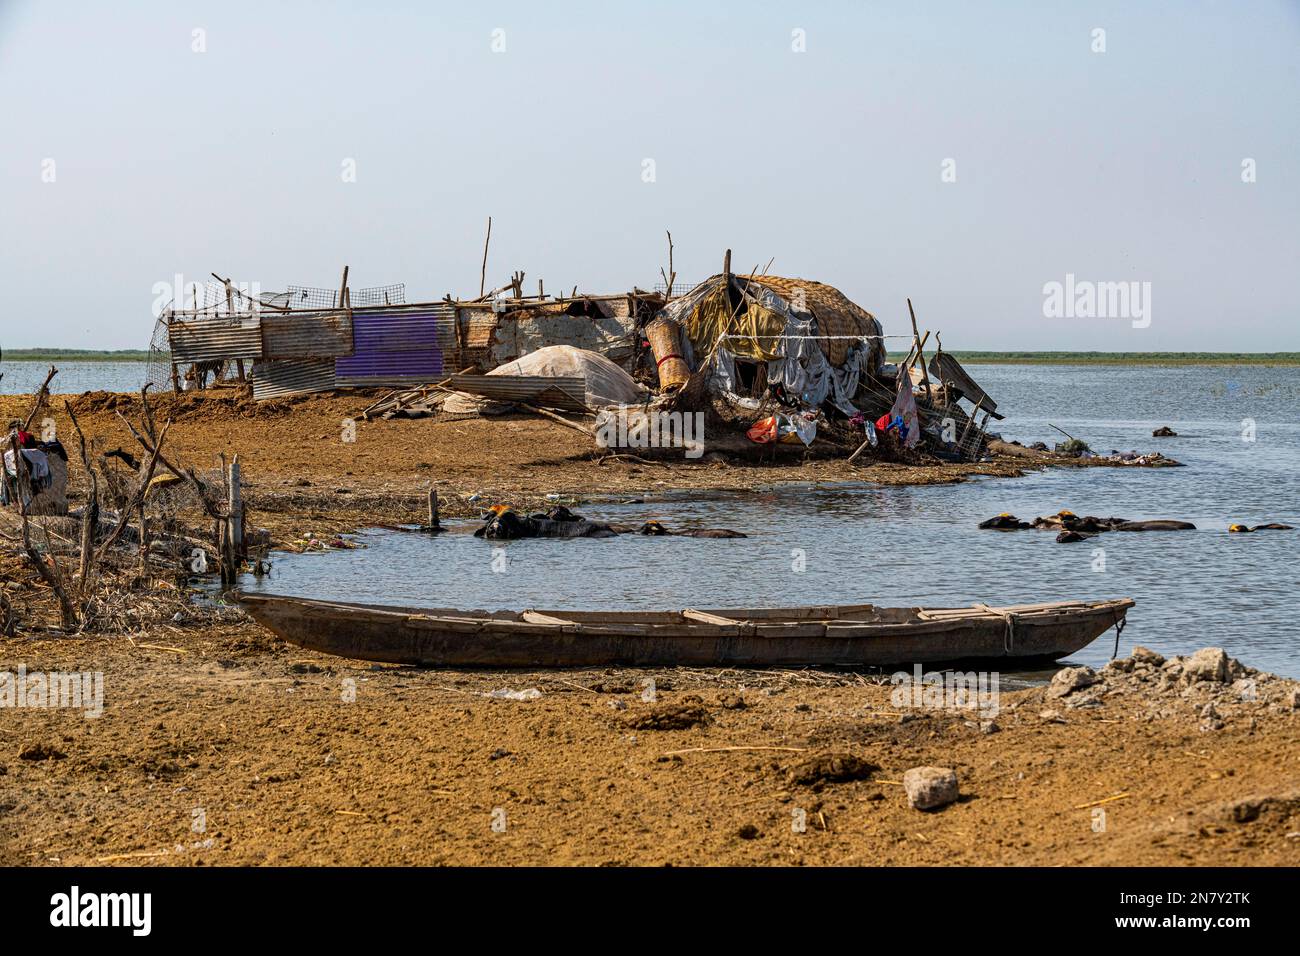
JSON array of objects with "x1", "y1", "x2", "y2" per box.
[{"x1": 2, "y1": 0, "x2": 1297, "y2": 351}]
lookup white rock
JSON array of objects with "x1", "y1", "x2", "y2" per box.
[
  {"x1": 1184, "y1": 648, "x2": 1231, "y2": 683},
  {"x1": 1048, "y1": 666, "x2": 1099, "y2": 698},
  {"x1": 1131, "y1": 645, "x2": 1166, "y2": 666},
  {"x1": 903, "y1": 766, "x2": 960, "y2": 811}
]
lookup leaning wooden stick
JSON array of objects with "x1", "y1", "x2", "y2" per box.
[
  {"x1": 907, "y1": 299, "x2": 933, "y2": 399},
  {"x1": 22, "y1": 365, "x2": 58, "y2": 430},
  {"x1": 63, "y1": 400, "x2": 100, "y2": 586},
  {"x1": 479, "y1": 216, "x2": 492, "y2": 297}
]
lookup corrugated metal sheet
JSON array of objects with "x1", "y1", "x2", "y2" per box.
[
  {"x1": 261, "y1": 311, "x2": 353, "y2": 359},
  {"x1": 448, "y1": 374, "x2": 588, "y2": 412},
  {"x1": 170, "y1": 318, "x2": 263, "y2": 363},
  {"x1": 490, "y1": 312, "x2": 638, "y2": 368},
  {"x1": 251, "y1": 358, "x2": 337, "y2": 400},
  {"x1": 335, "y1": 306, "x2": 456, "y2": 385}
]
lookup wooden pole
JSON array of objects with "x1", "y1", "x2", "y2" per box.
[
  {"x1": 660, "y1": 231, "x2": 676, "y2": 301},
  {"x1": 907, "y1": 298, "x2": 933, "y2": 399},
  {"x1": 958, "y1": 397, "x2": 983, "y2": 452},
  {"x1": 722, "y1": 248, "x2": 732, "y2": 285},
  {"x1": 846, "y1": 433, "x2": 875, "y2": 465},
  {"x1": 138, "y1": 498, "x2": 149, "y2": 579},
  {"x1": 9, "y1": 435, "x2": 76, "y2": 628},
  {"x1": 427, "y1": 486, "x2": 440, "y2": 531},
  {"x1": 338, "y1": 266, "x2": 349, "y2": 309},
  {"x1": 227, "y1": 455, "x2": 242, "y2": 555},
  {"x1": 1048, "y1": 422, "x2": 1079, "y2": 442},
  {"x1": 977, "y1": 408, "x2": 993, "y2": 449},
  {"x1": 64, "y1": 401, "x2": 99, "y2": 587},
  {"x1": 668, "y1": 231, "x2": 675, "y2": 289},
  {"x1": 479, "y1": 216, "x2": 492, "y2": 297}
]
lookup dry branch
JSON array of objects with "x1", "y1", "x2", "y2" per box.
[
  {"x1": 91, "y1": 417, "x2": 170, "y2": 574},
  {"x1": 22, "y1": 365, "x2": 58, "y2": 430},
  {"x1": 8, "y1": 434, "x2": 77, "y2": 628}
]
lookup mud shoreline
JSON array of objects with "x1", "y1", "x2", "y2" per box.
[{"x1": 1, "y1": 628, "x2": 1296, "y2": 866}]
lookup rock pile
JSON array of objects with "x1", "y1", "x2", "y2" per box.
[{"x1": 1036, "y1": 646, "x2": 1298, "y2": 732}]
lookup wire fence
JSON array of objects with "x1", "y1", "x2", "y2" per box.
[
  {"x1": 285, "y1": 283, "x2": 405, "y2": 309},
  {"x1": 654, "y1": 281, "x2": 697, "y2": 296},
  {"x1": 144, "y1": 315, "x2": 173, "y2": 392}
]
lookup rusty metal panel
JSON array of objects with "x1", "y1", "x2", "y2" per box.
[
  {"x1": 261, "y1": 311, "x2": 353, "y2": 359},
  {"x1": 489, "y1": 312, "x2": 638, "y2": 368},
  {"x1": 251, "y1": 358, "x2": 337, "y2": 400},
  {"x1": 169, "y1": 318, "x2": 263, "y2": 363},
  {"x1": 448, "y1": 374, "x2": 588, "y2": 412}
]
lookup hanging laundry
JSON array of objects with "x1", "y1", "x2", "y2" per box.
[{"x1": 888, "y1": 379, "x2": 921, "y2": 448}]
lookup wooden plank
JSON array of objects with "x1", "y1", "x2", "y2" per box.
[
  {"x1": 682, "y1": 608, "x2": 740, "y2": 626},
  {"x1": 521, "y1": 610, "x2": 575, "y2": 626}
]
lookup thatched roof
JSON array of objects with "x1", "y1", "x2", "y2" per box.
[
  {"x1": 740, "y1": 275, "x2": 881, "y2": 367},
  {"x1": 665, "y1": 273, "x2": 883, "y2": 370}
]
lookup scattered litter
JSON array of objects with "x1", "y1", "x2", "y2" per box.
[{"x1": 483, "y1": 688, "x2": 542, "y2": 701}]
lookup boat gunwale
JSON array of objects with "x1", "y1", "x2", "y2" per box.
[{"x1": 235, "y1": 591, "x2": 1135, "y2": 636}]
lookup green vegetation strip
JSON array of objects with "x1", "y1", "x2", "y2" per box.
[
  {"x1": 5, "y1": 349, "x2": 1300, "y2": 366},
  {"x1": 3, "y1": 349, "x2": 153, "y2": 362},
  {"x1": 887, "y1": 351, "x2": 1300, "y2": 366}
]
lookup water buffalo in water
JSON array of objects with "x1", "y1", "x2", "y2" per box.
[
  {"x1": 634, "y1": 520, "x2": 746, "y2": 538},
  {"x1": 476, "y1": 506, "x2": 617, "y2": 539},
  {"x1": 980, "y1": 511, "x2": 1197, "y2": 543},
  {"x1": 475, "y1": 507, "x2": 746, "y2": 540},
  {"x1": 1112, "y1": 520, "x2": 1197, "y2": 532}
]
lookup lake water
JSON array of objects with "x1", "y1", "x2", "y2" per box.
[
  {"x1": 28, "y1": 360, "x2": 1297, "y2": 677},
  {"x1": 0, "y1": 360, "x2": 149, "y2": 394},
  {"x1": 240, "y1": 364, "x2": 1300, "y2": 677}
]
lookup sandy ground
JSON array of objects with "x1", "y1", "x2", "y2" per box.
[
  {"x1": 1, "y1": 629, "x2": 1297, "y2": 866},
  {"x1": 6, "y1": 387, "x2": 1282, "y2": 868}
]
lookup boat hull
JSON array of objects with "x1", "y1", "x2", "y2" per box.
[{"x1": 236, "y1": 592, "x2": 1134, "y2": 668}]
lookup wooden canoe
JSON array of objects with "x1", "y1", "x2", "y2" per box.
[{"x1": 235, "y1": 591, "x2": 1134, "y2": 668}]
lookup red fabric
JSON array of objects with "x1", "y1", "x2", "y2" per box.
[{"x1": 746, "y1": 416, "x2": 778, "y2": 444}]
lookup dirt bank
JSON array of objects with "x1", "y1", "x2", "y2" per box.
[{"x1": 1, "y1": 630, "x2": 1296, "y2": 866}]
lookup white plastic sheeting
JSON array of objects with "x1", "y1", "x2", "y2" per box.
[
  {"x1": 488, "y1": 345, "x2": 649, "y2": 409},
  {"x1": 711, "y1": 289, "x2": 867, "y2": 416}
]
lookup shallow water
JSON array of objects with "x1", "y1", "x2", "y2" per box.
[
  {"x1": 0, "y1": 359, "x2": 149, "y2": 395},
  {"x1": 238, "y1": 364, "x2": 1300, "y2": 677}
]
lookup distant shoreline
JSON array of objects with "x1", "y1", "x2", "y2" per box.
[
  {"x1": 889, "y1": 351, "x2": 1300, "y2": 366},
  {"x1": 3, "y1": 349, "x2": 151, "y2": 363},
  {"x1": 5, "y1": 349, "x2": 1300, "y2": 367}
]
